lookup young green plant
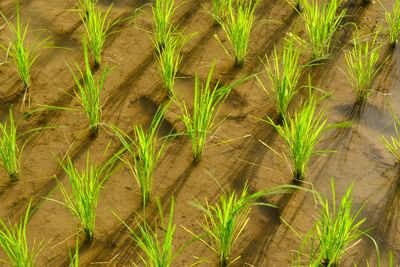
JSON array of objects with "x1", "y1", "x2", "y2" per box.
[
  {"x1": 208, "y1": 0, "x2": 232, "y2": 22},
  {"x1": 257, "y1": 34, "x2": 303, "y2": 120},
  {"x1": 380, "y1": 103, "x2": 400, "y2": 161},
  {"x1": 114, "y1": 197, "x2": 191, "y2": 266},
  {"x1": 285, "y1": 179, "x2": 371, "y2": 266},
  {"x1": 111, "y1": 103, "x2": 172, "y2": 206},
  {"x1": 81, "y1": 2, "x2": 125, "y2": 67},
  {"x1": 151, "y1": 0, "x2": 180, "y2": 49},
  {"x1": 290, "y1": 0, "x2": 346, "y2": 60},
  {"x1": 78, "y1": 0, "x2": 98, "y2": 17},
  {"x1": 0, "y1": 3, "x2": 50, "y2": 109},
  {"x1": 177, "y1": 61, "x2": 251, "y2": 163},
  {"x1": 0, "y1": 201, "x2": 46, "y2": 266},
  {"x1": 379, "y1": 0, "x2": 400, "y2": 46},
  {"x1": 185, "y1": 179, "x2": 299, "y2": 267},
  {"x1": 344, "y1": 28, "x2": 384, "y2": 103},
  {"x1": 217, "y1": 0, "x2": 259, "y2": 67},
  {"x1": 47, "y1": 148, "x2": 119, "y2": 242},
  {"x1": 0, "y1": 107, "x2": 53, "y2": 181},
  {"x1": 265, "y1": 90, "x2": 348, "y2": 181}
]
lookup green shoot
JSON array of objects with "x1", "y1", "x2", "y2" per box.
[
  {"x1": 344, "y1": 28, "x2": 384, "y2": 103},
  {"x1": 0, "y1": 3, "x2": 50, "y2": 109},
  {"x1": 68, "y1": 237, "x2": 79, "y2": 267},
  {"x1": 153, "y1": 32, "x2": 193, "y2": 96},
  {"x1": 177, "y1": 60, "x2": 251, "y2": 163},
  {"x1": 265, "y1": 90, "x2": 348, "y2": 181},
  {"x1": 151, "y1": 0, "x2": 180, "y2": 49},
  {"x1": 218, "y1": 0, "x2": 259, "y2": 67},
  {"x1": 111, "y1": 103, "x2": 172, "y2": 206},
  {"x1": 78, "y1": 0, "x2": 98, "y2": 17},
  {"x1": 208, "y1": 0, "x2": 232, "y2": 22},
  {"x1": 68, "y1": 42, "x2": 109, "y2": 137},
  {"x1": 114, "y1": 197, "x2": 190, "y2": 266},
  {"x1": 379, "y1": 0, "x2": 400, "y2": 47},
  {"x1": 47, "y1": 148, "x2": 119, "y2": 242},
  {"x1": 0, "y1": 107, "x2": 52, "y2": 181},
  {"x1": 380, "y1": 103, "x2": 400, "y2": 161},
  {"x1": 256, "y1": 34, "x2": 303, "y2": 120},
  {"x1": 0, "y1": 201, "x2": 46, "y2": 266},
  {"x1": 185, "y1": 180, "x2": 299, "y2": 267},
  {"x1": 288, "y1": 179, "x2": 371, "y2": 266},
  {"x1": 81, "y1": 2, "x2": 125, "y2": 67},
  {"x1": 290, "y1": 0, "x2": 346, "y2": 60}
]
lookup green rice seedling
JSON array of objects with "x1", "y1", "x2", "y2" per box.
[
  {"x1": 111, "y1": 103, "x2": 172, "y2": 206},
  {"x1": 151, "y1": 0, "x2": 181, "y2": 49},
  {"x1": 114, "y1": 197, "x2": 191, "y2": 266},
  {"x1": 265, "y1": 90, "x2": 348, "y2": 181},
  {"x1": 290, "y1": 0, "x2": 346, "y2": 60},
  {"x1": 378, "y1": 0, "x2": 400, "y2": 47},
  {"x1": 68, "y1": 237, "x2": 79, "y2": 267},
  {"x1": 344, "y1": 28, "x2": 384, "y2": 103},
  {"x1": 0, "y1": 201, "x2": 46, "y2": 266},
  {"x1": 286, "y1": 179, "x2": 371, "y2": 266},
  {"x1": 256, "y1": 34, "x2": 303, "y2": 120},
  {"x1": 153, "y1": 32, "x2": 194, "y2": 96},
  {"x1": 209, "y1": 0, "x2": 232, "y2": 22},
  {"x1": 217, "y1": 0, "x2": 259, "y2": 67},
  {"x1": 68, "y1": 42, "x2": 109, "y2": 137},
  {"x1": 380, "y1": 104, "x2": 400, "y2": 161},
  {"x1": 0, "y1": 3, "x2": 50, "y2": 108},
  {"x1": 185, "y1": 180, "x2": 299, "y2": 267},
  {"x1": 0, "y1": 107, "x2": 52, "y2": 181},
  {"x1": 77, "y1": 0, "x2": 98, "y2": 17},
  {"x1": 48, "y1": 148, "x2": 119, "y2": 242},
  {"x1": 81, "y1": 2, "x2": 125, "y2": 67},
  {"x1": 177, "y1": 61, "x2": 251, "y2": 163}
]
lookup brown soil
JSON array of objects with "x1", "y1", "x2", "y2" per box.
[{"x1": 0, "y1": 0, "x2": 398, "y2": 266}]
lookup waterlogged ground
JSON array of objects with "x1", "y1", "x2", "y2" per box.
[{"x1": 0, "y1": 0, "x2": 399, "y2": 266}]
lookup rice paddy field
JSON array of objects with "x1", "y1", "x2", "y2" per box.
[{"x1": 0, "y1": 0, "x2": 399, "y2": 266}]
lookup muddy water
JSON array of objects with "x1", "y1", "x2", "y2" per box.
[{"x1": 0, "y1": 0, "x2": 398, "y2": 266}]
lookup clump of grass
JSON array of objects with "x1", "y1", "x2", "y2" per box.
[
  {"x1": 0, "y1": 201, "x2": 46, "y2": 266},
  {"x1": 114, "y1": 197, "x2": 191, "y2": 266},
  {"x1": 0, "y1": 107, "x2": 51, "y2": 181},
  {"x1": 177, "y1": 61, "x2": 250, "y2": 163},
  {"x1": 48, "y1": 148, "x2": 119, "y2": 242},
  {"x1": 265, "y1": 89, "x2": 349, "y2": 181},
  {"x1": 344, "y1": 28, "x2": 385, "y2": 103},
  {"x1": 380, "y1": 103, "x2": 400, "y2": 161},
  {"x1": 0, "y1": 3, "x2": 50, "y2": 109},
  {"x1": 379, "y1": 0, "x2": 400, "y2": 47},
  {"x1": 256, "y1": 34, "x2": 303, "y2": 120},
  {"x1": 286, "y1": 179, "x2": 371, "y2": 266},
  {"x1": 81, "y1": 2, "x2": 125, "y2": 67},
  {"x1": 290, "y1": 0, "x2": 346, "y2": 60},
  {"x1": 154, "y1": 32, "x2": 193, "y2": 96},
  {"x1": 185, "y1": 179, "x2": 298, "y2": 267},
  {"x1": 217, "y1": 0, "x2": 259, "y2": 67},
  {"x1": 208, "y1": 0, "x2": 232, "y2": 22},
  {"x1": 78, "y1": 0, "x2": 98, "y2": 17},
  {"x1": 68, "y1": 42, "x2": 109, "y2": 137},
  {"x1": 111, "y1": 103, "x2": 172, "y2": 206},
  {"x1": 151, "y1": 0, "x2": 180, "y2": 49}
]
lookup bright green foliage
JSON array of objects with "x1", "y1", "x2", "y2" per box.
[
  {"x1": 111, "y1": 104, "x2": 172, "y2": 206},
  {"x1": 177, "y1": 61, "x2": 250, "y2": 163},
  {"x1": 291, "y1": 179, "x2": 371, "y2": 266},
  {"x1": 218, "y1": 0, "x2": 259, "y2": 67},
  {"x1": 381, "y1": 0, "x2": 400, "y2": 46},
  {"x1": 291, "y1": 0, "x2": 346, "y2": 60},
  {"x1": 0, "y1": 201, "x2": 46, "y2": 266},
  {"x1": 186, "y1": 182, "x2": 297, "y2": 267},
  {"x1": 257, "y1": 35, "x2": 303, "y2": 120},
  {"x1": 0, "y1": 108, "x2": 50, "y2": 181},
  {"x1": 81, "y1": 2, "x2": 124, "y2": 66},
  {"x1": 380, "y1": 104, "x2": 400, "y2": 161},
  {"x1": 0, "y1": 3, "x2": 50, "y2": 108},
  {"x1": 154, "y1": 32, "x2": 193, "y2": 95},
  {"x1": 115, "y1": 197, "x2": 189, "y2": 267},
  {"x1": 151, "y1": 0, "x2": 180, "y2": 49},
  {"x1": 266, "y1": 92, "x2": 347, "y2": 181},
  {"x1": 68, "y1": 42, "x2": 109, "y2": 136},
  {"x1": 68, "y1": 237, "x2": 79, "y2": 267},
  {"x1": 344, "y1": 29, "x2": 384, "y2": 103},
  {"x1": 49, "y1": 149, "x2": 118, "y2": 242},
  {"x1": 209, "y1": 0, "x2": 232, "y2": 22},
  {"x1": 78, "y1": 0, "x2": 98, "y2": 16}
]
